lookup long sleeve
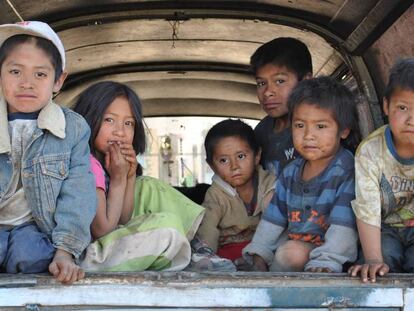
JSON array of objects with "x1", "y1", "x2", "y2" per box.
[
  {"x1": 305, "y1": 224, "x2": 358, "y2": 272},
  {"x1": 52, "y1": 113, "x2": 97, "y2": 258},
  {"x1": 351, "y1": 141, "x2": 382, "y2": 228},
  {"x1": 242, "y1": 219, "x2": 285, "y2": 265},
  {"x1": 242, "y1": 172, "x2": 288, "y2": 265},
  {"x1": 197, "y1": 189, "x2": 224, "y2": 252}
]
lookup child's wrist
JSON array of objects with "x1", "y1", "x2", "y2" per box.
[
  {"x1": 365, "y1": 259, "x2": 384, "y2": 265},
  {"x1": 54, "y1": 249, "x2": 74, "y2": 260}
]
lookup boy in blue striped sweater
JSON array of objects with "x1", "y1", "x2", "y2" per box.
[{"x1": 243, "y1": 76, "x2": 359, "y2": 272}]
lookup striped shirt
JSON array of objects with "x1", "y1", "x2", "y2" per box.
[{"x1": 263, "y1": 147, "x2": 356, "y2": 244}]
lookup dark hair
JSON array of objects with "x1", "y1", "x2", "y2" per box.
[
  {"x1": 288, "y1": 76, "x2": 360, "y2": 151},
  {"x1": 204, "y1": 119, "x2": 259, "y2": 164},
  {"x1": 73, "y1": 81, "x2": 146, "y2": 173},
  {"x1": 0, "y1": 35, "x2": 63, "y2": 82},
  {"x1": 384, "y1": 58, "x2": 414, "y2": 101},
  {"x1": 250, "y1": 37, "x2": 312, "y2": 79}
]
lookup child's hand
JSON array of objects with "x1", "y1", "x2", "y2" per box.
[
  {"x1": 306, "y1": 267, "x2": 332, "y2": 273},
  {"x1": 119, "y1": 142, "x2": 138, "y2": 179},
  {"x1": 252, "y1": 254, "x2": 268, "y2": 272},
  {"x1": 348, "y1": 261, "x2": 389, "y2": 283},
  {"x1": 49, "y1": 249, "x2": 85, "y2": 284},
  {"x1": 105, "y1": 143, "x2": 130, "y2": 181}
]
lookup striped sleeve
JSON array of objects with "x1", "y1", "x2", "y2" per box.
[
  {"x1": 262, "y1": 171, "x2": 288, "y2": 227},
  {"x1": 329, "y1": 171, "x2": 356, "y2": 228},
  {"x1": 328, "y1": 151, "x2": 356, "y2": 228}
]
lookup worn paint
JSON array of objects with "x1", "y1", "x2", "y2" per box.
[
  {"x1": 0, "y1": 284, "x2": 405, "y2": 308},
  {"x1": 0, "y1": 272, "x2": 413, "y2": 308}
]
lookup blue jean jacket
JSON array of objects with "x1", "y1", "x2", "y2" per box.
[{"x1": 0, "y1": 99, "x2": 97, "y2": 258}]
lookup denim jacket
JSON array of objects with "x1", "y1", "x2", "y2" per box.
[{"x1": 0, "y1": 98, "x2": 97, "y2": 258}]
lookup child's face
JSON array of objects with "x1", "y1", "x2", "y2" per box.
[
  {"x1": 383, "y1": 88, "x2": 414, "y2": 157},
  {"x1": 292, "y1": 103, "x2": 349, "y2": 167},
  {"x1": 210, "y1": 136, "x2": 260, "y2": 190},
  {"x1": 255, "y1": 63, "x2": 299, "y2": 119},
  {"x1": 0, "y1": 41, "x2": 65, "y2": 113},
  {"x1": 94, "y1": 96, "x2": 135, "y2": 154}
]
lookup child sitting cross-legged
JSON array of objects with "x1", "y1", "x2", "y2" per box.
[
  {"x1": 348, "y1": 58, "x2": 414, "y2": 282},
  {"x1": 195, "y1": 119, "x2": 276, "y2": 270},
  {"x1": 243, "y1": 76, "x2": 359, "y2": 272}
]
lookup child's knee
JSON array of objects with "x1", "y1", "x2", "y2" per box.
[
  {"x1": 6, "y1": 223, "x2": 55, "y2": 273},
  {"x1": 271, "y1": 240, "x2": 313, "y2": 272}
]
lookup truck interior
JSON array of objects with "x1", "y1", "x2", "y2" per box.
[{"x1": 0, "y1": 0, "x2": 414, "y2": 309}]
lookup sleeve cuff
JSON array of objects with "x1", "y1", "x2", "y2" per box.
[
  {"x1": 304, "y1": 261, "x2": 342, "y2": 273},
  {"x1": 242, "y1": 242, "x2": 275, "y2": 265}
]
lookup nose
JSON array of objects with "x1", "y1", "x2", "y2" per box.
[
  {"x1": 113, "y1": 122, "x2": 126, "y2": 137},
  {"x1": 303, "y1": 126, "x2": 314, "y2": 140},
  {"x1": 264, "y1": 83, "x2": 275, "y2": 98},
  {"x1": 19, "y1": 72, "x2": 34, "y2": 89},
  {"x1": 229, "y1": 159, "x2": 239, "y2": 171},
  {"x1": 407, "y1": 110, "x2": 414, "y2": 125}
]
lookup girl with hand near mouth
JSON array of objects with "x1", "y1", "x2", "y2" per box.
[{"x1": 73, "y1": 81, "x2": 204, "y2": 272}]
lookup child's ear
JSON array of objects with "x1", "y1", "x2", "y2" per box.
[
  {"x1": 53, "y1": 71, "x2": 68, "y2": 93},
  {"x1": 383, "y1": 97, "x2": 390, "y2": 116},
  {"x1": 340, "y1": 128, "x2": 351, "y2": 139},
  {"x1": 254, "y1": 148, "x2": 262, "y2": 166}
]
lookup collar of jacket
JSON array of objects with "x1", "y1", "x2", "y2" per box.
[
  {"x1": 0, "y1": 96, "x2": 66, "y2": 153},
  {"x1": 212, "y1": 173, "x2": 238, "y2": 197}
]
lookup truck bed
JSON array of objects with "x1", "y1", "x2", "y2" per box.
[{"x1": 1, "y1": 272, "x2": 413, "y2": 310}]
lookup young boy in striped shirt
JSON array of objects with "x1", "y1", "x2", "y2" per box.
[{"x1": 243, "y1": 76, "x2": 359, "y2": 272}]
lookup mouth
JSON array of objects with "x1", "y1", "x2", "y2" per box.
[
  {"x1": 107, "y1": 140, "x2": 121, "y2": 146},
  {"x1": 231, "y1": 174, "x2": 242, "y2": 179},
  {"x1": 16, "y1": 94, "x2": 37, "y2": 99},
  {"x1": 263, "y1": 102, "x2": 282, "y2": 110},
  {"x1": 303, "y1": 145, "x2": 318, "y2": 150}
]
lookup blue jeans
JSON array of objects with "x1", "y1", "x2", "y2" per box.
[
  {"x1": 381, "y1": 225, "x2": 414, "y2": 272},
  {"x1": 0, "y1": 222, "x2": 55, "y2": 273}
]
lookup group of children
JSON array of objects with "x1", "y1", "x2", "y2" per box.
[
  {"x1": 197, "y1": 38, "x2": 414, "y2": 282},
  {"x1": 0, "y1": 20, "x2": 412, "y2": 284}
]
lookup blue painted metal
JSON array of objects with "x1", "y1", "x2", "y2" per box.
[{"x1": 0, "y1": 272, "x2": 413, "y2": 309}]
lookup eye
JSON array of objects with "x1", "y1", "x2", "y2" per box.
[
  {"x1": 103, "y1": 117, "x2": 114, "y2": 123},
  {"x1": 237, "y1": 153, "x2": 246, "y2": 160},
  {"x1": 398, "y1": 105, "x2": 408, "y2": 111},
  {"x1": 317, "y1": 124, "x2": 327, "y2": 129},
  {"x1": 9, "y1": 69, "x2": 20, "y2": 75},
  {"x1": 294, "y1": 122, "x2": 304, "y2": 128},
  {"x1": 35, "y1": 72, "x2": 47, "y2": 78},
  {"x1": 256, "y1": 80, "x2": 265, "y2": 88},
  {"x1": 218, "y1": 158, "x2": 229, "y2": 165},
  {"x1": 125, "y1": 120, "x2": 135, "y2": 127},
  {"x1": 275, "y1": 79, "x2": 285, "y2": 85}
]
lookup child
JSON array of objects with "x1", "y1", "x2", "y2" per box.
[
  {"x1": 0, "y1": 21, "x2": 96, "y2": 283},
  {"x1": 196, "y1": 119, "x2": 276, "y2": 270},
  {"x1": 349, "y1": 58, "x2": 414, "y2": 282},
  {"x1": 73, "y1": 81, "x2": 205, "y2": 271},
  {"x1": 243, "y1": 76, "x2": 358, "y2": 272},
  {"x1": 252, "y1": 37, "x2": 312, "y2": 176}
]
